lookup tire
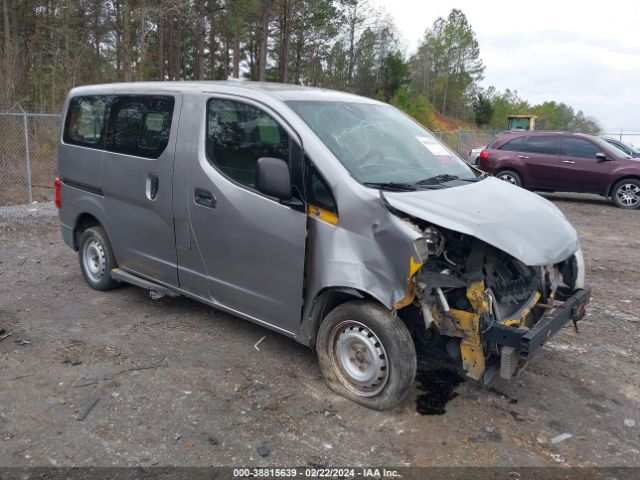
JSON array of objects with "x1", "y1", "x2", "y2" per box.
[
  {"x1": 495, "y1": 169, "x2": 523, "y2": 187},
  {"x1": 611, "y1": 179, "x2": 640, "y2": 209},
  {"x1": 316, "y1": 300, "x2": 417, "y2": 410},
  {"x1": 78, "y1": 226, "x2": 119, "y2": 291}
]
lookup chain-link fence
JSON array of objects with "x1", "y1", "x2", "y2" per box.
[
  {"x1": 0, "y1": 110, "x2": 61, "y2": 206},
  {"x1": 432, "y1": 130, "x2": 499, "y2": 157},
  {"x1": 1, "y1": 113, "x2": 637, "y2": 207}
]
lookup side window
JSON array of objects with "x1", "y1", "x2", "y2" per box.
[
  {"x1": 562, "y1": 138, "x2": 600, "y2": 158},
  {"x1": 64, "y1": 96, "x2": 108, "y2": 147},
  {"x1": 206, "y1": 99, "x2": 291, "y2": 189},
  {"x1": 521, "y1": 136, "x2": 560, "y2": 155},
  {"x1": 307, "y1": 163, "x2": 337, "y2": 215},
  {"x1": 498, "y1": 136, "x2": 525, "y2": 152},
  {"x1": 105, "y1": 96, "x2": 174, "y2": 158}
]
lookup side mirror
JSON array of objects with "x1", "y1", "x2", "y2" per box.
[
  {"x1": 255, "y1": 157, "x2": 292, "y2": 200},
  {"x1": 595, "y1": 152, "x2": 608, "y2": 161}
]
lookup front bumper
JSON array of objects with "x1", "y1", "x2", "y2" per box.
[{"x1": 482, "y1": 287, "x2": 591, "y2": 377}]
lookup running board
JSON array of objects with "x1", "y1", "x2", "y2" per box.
[{"x1": 110, "y1": 268, "x2": 179, "y2": 299}]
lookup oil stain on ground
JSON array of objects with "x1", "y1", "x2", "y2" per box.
[{"x1": 415, "y1": 368, "x2": 465, "y2": 415}]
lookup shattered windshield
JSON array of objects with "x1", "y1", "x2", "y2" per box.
[{"x1": 286, "y1": 100, "x2": 479, "y2": 189}]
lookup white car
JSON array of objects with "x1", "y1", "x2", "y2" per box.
[{"x1": 467, "y1": 146, "x2": 485, "y2": 165}]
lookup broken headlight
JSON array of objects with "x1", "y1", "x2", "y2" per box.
[{"x1": 412, "y1": 227, "x2": 445, "y2": 263}]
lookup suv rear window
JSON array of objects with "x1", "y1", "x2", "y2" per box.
[
  {"x1": 521, "y1": 136, "x2": 561, "y2": 155},
  {"x1": 64, "y1": 96, "x2": 108, "y2": 147}
]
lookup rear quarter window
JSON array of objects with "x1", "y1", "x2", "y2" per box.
[
  {"x1": 498, "y1": 136, "x2": 526, "y2": 152},
  {"x1": 64, "y1": 96, "x2": 108, "y2": 147}
]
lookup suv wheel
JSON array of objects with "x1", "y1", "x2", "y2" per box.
[
  {"x1": 495, "y1": 170, "x2": 522, "y2": 187},
  {"x1": 316, "y1": 300, "x2": 416, "y2": 410},
  {"x1": 79, "y1": 226, "x2": 119, "y2": 291},
  {"x1": 612, "y1": 179, "x2": 640, "y2": 209}
]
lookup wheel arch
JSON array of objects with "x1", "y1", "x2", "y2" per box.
[
  {"x1": 301, "y1": 287, "x2": 385, "y2": 349},
  {"x1": 72, "y1": 212, "x2": 104, "y2": 251},
  {"x1": 607, "y1": 175, "x2": 640, "y2": 197},
  {"x1": 494, "y1": 167, "x2": 524, "y2": 185}
]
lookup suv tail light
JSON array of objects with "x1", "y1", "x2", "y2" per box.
[
  {"x1": 479, "y1": 150, "x2": 489, "y2": 161},
  {"x1": 54, "y1": 178, "x2": 61, "y2": 208}
]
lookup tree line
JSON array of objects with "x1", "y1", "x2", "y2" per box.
[{"x1": 0, "y1": 1, "x2": 601, "y2": 133}]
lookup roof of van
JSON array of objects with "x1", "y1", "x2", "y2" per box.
[{"x1": 68, "y1": 81, "x2": 379, "y2": 104}]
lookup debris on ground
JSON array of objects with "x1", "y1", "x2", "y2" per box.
[
  {"x1": 624, "y1": 418, "x2": 636, "y2": 428},
  {"x1": 76, "y1": 397, "x2": 100, "y2": 421},
  {"x1": 254, "y1": 336, "x2": 266, "y2": 351},
  {"x1": 73, "y1": 377, "x2": 99, "y2": 388},
  {"x1": 257, "y1": 445, "x2": 270, "y2": 457},
  {"x1": 551, "y1": 433, "x2": 573, "y2": 444},
  {"x1": 62, "y1": 359, "x2": 82, "y2": 366},
  {"x1": 207, "y1": 435, "x2": 219, "y2": 446}
]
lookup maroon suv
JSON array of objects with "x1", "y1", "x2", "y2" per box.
[{"x1": 478, "y1": 131, "x2": 640, "y2": 209}]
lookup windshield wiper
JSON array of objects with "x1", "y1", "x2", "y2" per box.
[
  {"x1": 363, "y1": 181, "x2": 417, "y2": 192},
  {"x1": 415, "y1": 174, "x2": 460, "y2": 185}
]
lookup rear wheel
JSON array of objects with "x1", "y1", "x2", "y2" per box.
[
  {"x1": 495, "y1": 169, "x2": 523, "y2": 187},
  {"x1": 611, "y1": 179, "x2": 640, "y2": 209},
  {"x1": 78, "y1": 226, "x2": 119, "y2": 291},
  {"x1": 316, "y1": 300, "x2": 416, "y2": 410}
]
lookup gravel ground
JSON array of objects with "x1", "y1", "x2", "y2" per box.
[{"x1": 0, "y1": 195, "x2": 639, "y2": 468}]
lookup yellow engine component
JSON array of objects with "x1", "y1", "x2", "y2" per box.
[
  {"x1": 449, "y1": 281, "x2": 488, "y2": 381},
  {"x1": 393, "y1": 256, "x2": 423, "y2": 310}
]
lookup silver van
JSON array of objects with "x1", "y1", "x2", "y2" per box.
[{"x1": 56, "y1": 82, "x2": 590, "y2": 410}]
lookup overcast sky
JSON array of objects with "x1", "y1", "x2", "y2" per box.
[{"x1": 373, "y1": 0, "x2": 640, "y2": 132}]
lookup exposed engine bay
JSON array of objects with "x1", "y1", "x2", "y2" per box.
[{"x1": 396, "y1": 215, "x2": 589, "y2": 383}]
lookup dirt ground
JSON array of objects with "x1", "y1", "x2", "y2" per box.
[{"x1": 0, "y1": 194, "x2": 639, "y2": 468}]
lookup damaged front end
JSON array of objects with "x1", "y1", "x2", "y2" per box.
[{"x1": 394, "y1": 216, "x2": 591, "y2": 383}]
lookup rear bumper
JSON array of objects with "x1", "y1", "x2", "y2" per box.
[
  {"x1": 61, "y1": 223, "x2": 75, "y2": 250},
  {"x1": 483, "y1": 287, "x2": 591, "y2": 360}
]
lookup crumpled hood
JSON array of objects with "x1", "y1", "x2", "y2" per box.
[{"x1": 384, "y1": 177, "x2": 580, "y2": 266}]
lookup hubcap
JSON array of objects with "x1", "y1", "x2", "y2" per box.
[
  {"x1": 83, "y1": 238, "x2": 106, "y2": 283},
  {"x1": 329, "y1": 320, "x2": 389, "y2": 397},
  {"x1": 499, "y1": 173, "x2": 517, "y2": 185},
  {"x1": 616, "y1": 183, "x2": 640, "y2": 207}
]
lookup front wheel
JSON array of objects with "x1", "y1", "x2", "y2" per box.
[
  {"x1": 316, "y1": 301, "x2": 417, "y2": 410},
  {"x1": 78, "y1": 226, "x2": 119, "y2": 291},
  {"x1": 611, "y1": 179, "x2": 640, "y2": 209},
  {"x1": 495, "y1": 169, "x2": 523, "y2": 187}
]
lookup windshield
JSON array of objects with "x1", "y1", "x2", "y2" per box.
[
  {"x1": 595, "y1": 138, "x2": 632, "y2": 159},
  {"x1": 286, "y1": 101, "x2": 478, "y2": 189}
]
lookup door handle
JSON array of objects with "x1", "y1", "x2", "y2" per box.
[
  {"x1": 195, "y1": 188, "x2": 217, "y2": 208},
  {"x1": 146, "y1": 173, "x2": 159, "y2": 200},
  {"x1": 562, "y1": 160, "x2": 576, "y2": 164},
  {"x1": 517, "y1": 155, "x2": 530, "y2": 159}
]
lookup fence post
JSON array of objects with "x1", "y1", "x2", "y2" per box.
[
  {"x1": 457, "y1": 130, "x2": 461, "y2": 154},
  {"x1": 19, "y1": 106, "x2": 33, "y2": 203}
]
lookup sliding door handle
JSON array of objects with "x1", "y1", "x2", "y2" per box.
[
  {"x1": 146, "y1": 173, "x2": 159, "y2": 200},
  {"x1": 517, "y1": 155, "x2": 530, "y2": 159},
  {"x1": 562, "y1": 160, "x2": 576, "y2": 164},
  {"x1": 195, "y1": 188, "x2": 217, "y2": 208}
]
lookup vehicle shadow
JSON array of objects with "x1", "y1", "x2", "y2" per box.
[{"x1": 538, "y1": 192, "x2": 611, "y2": 206}]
